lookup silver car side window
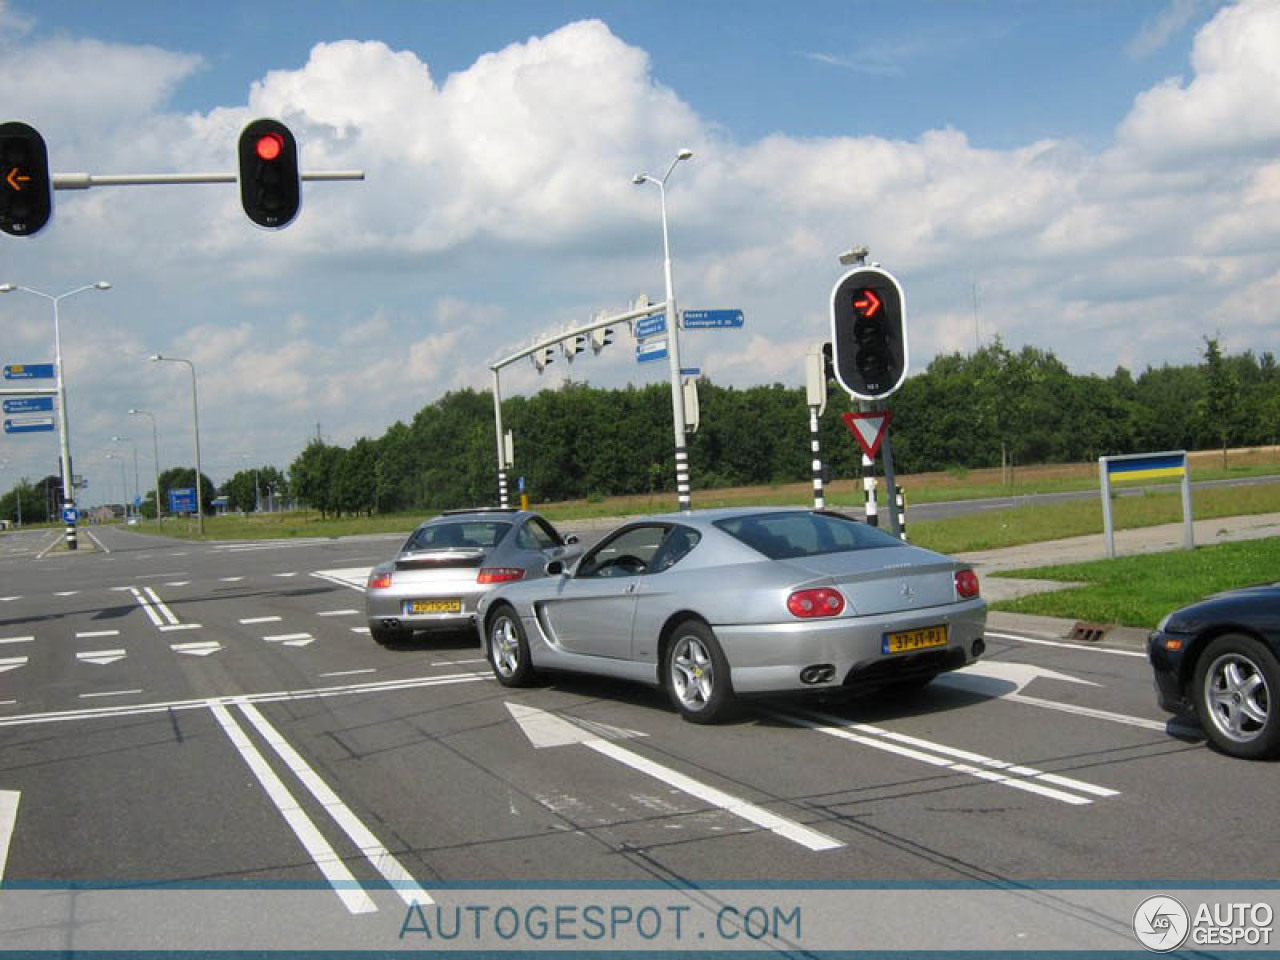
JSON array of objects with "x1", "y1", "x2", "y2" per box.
[{"x1": 577, "y1": 525, "x2": 667, "y2": 578}]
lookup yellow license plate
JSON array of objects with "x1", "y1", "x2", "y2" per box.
[
  {"x1": 883, "y1": 625, "x2": 948, "y2": 654},
  {"x1": 407, "y1": 599, "x2": 462, "y2": 615}
]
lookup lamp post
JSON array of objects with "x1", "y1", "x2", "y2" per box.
[
  {"x1": 104, "y1": 452, "x2": 128, "y2": 518},
  {"x1": 127, "y1": 409, "x2": 163, "y2": 523},
  {"x1": 0, "y1": 281, "x2": 112, "y2": 550},
  {"x1": 110, "y1": 435, "x2": 139, "y2": 518},
  {"x1": 632, "y1": 148, "x2": 694, "y2": 512},
  {"x1": 148, "y1": 354, "x2": 204, "y2": 535}
]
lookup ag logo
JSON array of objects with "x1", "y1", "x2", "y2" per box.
[{"x1": 1133, "y1": 895, "x2": 1190, "y2": 952}]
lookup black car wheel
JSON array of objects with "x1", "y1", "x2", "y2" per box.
[
  {"x1": 664, "y1": 619, "x2": 735, "y2": 724},
  {"x1": 488, "y1": 605, "x2": 537, "y2": 687},
  {"x1": 1192, "y1": 633, "x2": 1280, "y2": 760}
]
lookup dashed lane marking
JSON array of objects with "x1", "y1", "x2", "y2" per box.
[
  {"x1": 240, "y1": 616, "x2": 282, "y2": 625},
  {"x1": 75, "y1": 630, "x2": 120, "y2": 639},
  {"x1": 78, "y1": 689, "x2": 143, "y2": 700},
  {"x1": 317, "y1": 609, "x2": 359, "y2": 617}
]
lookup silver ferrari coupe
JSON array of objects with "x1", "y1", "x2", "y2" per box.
[{"x1": 477, "y1": 507, "x2": 987, "y2": 723}]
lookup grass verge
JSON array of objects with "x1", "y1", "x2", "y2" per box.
[{"x1": 989, "y1": 538, "x2": 1280, "y2": 629}]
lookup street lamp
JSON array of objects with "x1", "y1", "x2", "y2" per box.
[
  {"x1": 110, "y1": 435, "x2": 139, "y2": 518},
  {"x1": 0, "y1": 280, "x2": 112, "y2": 550},
  {"x1": 632, "y1": 147, "x2": 694, "y2": 512},
  {"x1": 128, "y1": 408, "x2": 163, "y2": 523},
  {"x1": 103, "y1": 452, "x2": 128, "y2": 518},
  {"x1": 148, "y1": 354, "x2": 204, "y2": 535}
]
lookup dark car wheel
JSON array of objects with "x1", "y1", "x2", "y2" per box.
[
  {"x1": 664, "y1": 620, "x2": 735, "y2": 724},
  {"x1": 1192, "y1": 633, "x2": 1280, "y2": 760},
  {"x1": 488, "y1": 605, "x2": 537, "y2": 687}
]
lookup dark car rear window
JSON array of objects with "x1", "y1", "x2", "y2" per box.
[
  {"x1": 715, "y1": 512, "x2": 901, "y2": 560},
  {"x1": 405, "y1": 521, "x2": 511, "y2": 551}
]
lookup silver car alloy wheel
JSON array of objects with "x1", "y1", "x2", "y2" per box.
[
  {"x1": 670, "y1": 632, "x2": 715, "y2": 712},
  {"x1": 1203, "y1": 651, "x2": 1271, "y2": 744},
  {"x1": 491, "y1": 615, "x2": 522, "y2": 679}
]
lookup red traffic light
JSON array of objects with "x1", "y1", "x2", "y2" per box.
[
  {"x1": 255, "y1": 133, "x2": 284, "y2": 162},
  {"x1": 853, "y1": 289, "x2": 881, "y2": 317}
]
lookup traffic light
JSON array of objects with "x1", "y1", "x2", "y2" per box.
[
  {"x1": 0, "y1": 121, "x2": 53, "y2": 237},
  {"x1": 532, "y1": 346, "x2": 555, "y2": 373},
  {"x1": 590, "y1": 327, "x2": 614, "y2": 354},
  {"x1": 563, "y1": 334, "x2": 587, "y2": 360},
  {"x1": 829, "y1": 266, "x2": 908, "y2": 401},
  {"x1": 238, "y1": 118, "x2": 300, "y2": 229}
]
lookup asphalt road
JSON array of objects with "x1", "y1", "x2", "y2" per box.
[{"x1": 0, "y1": 524, "x2": 1274, "y2": 952}]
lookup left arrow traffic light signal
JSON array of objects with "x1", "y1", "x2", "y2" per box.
[
  {"x1": 0, "y1": 121, "x2": 53, "y2": 237},
  {"x1": 238, "y1": 118, "x2": 301, "y2": 229}
]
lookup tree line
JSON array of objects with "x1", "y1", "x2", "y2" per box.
[{"x1": 3, "y1": 337, "x2": 1275, "y2": 524}]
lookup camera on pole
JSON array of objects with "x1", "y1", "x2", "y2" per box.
[{"x1": 0, "y1": 121, "x2": 53, "y2": 237}]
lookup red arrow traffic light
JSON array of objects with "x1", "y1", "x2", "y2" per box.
[{"x1": 854, "y1": 289, "x2": 881, "y2": 317}]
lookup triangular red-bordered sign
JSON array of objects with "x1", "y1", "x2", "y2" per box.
[{"x1": 841, "y1": 410, "x2": 892, "y2": 459}]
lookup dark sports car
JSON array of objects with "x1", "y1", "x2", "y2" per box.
[{"x1": 1148, "y1": 583, "x2": 1280, "y2": 760}]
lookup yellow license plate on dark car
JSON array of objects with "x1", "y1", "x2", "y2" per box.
[
  {"x1": 407, "y1": 599, "x2": 462, "y2": 614},
  {"x1": 883, "y1": 625, "x2": 948, "y2": 654}
]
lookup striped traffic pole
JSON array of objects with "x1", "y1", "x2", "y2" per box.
[{"x1": 810, "y1": 406, "x2": 824, "y2": 509}]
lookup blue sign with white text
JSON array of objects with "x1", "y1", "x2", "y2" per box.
[
  {"x1": 3, "y1": 416, "x2": 55, "y2": 434},
  {"x1": 3, "y1": 363, "x2": 56, "y2": 380},
  {"x1": 168, "y1": 487, "x2": 197, "y2": 514},
  {"x1": 636, "y1": 339, "x2": 668, "y2": 364},
  {"x1": 3, "y1": 396, "x2": 54, "y2": 414},
  {"x1": 681, "y1": 309, "x2": 744, "y2": 329},
  {"x1": 634, "y1": 315, "x2": 667, "y2": 339}
]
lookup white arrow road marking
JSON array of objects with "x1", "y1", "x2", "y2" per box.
[
  {"x1": 236, "y1": 702, "x2": 430, "y2": 907},
  {"x1": 942, "y1": 660, "x2": 1168, "y2": 732},
  {"x1": 312, "y1": 568, "x2": 372, "y2": 592},
  {"x1": 76, "y1": 649, "x2": 127, "y2": 666},
  {"x1": 170, "y1": 641, "x2": 223, "y2": 657},
  {"x1": 0, "y1": 790, "x2": 19, "y2": 882},
  {"x1": 265, "y1": 633, "x2": 314, "y2": 647},
  {"x1": 769, "y1": 707, "x2": 1118, "y2": 805},
  {"x1": 506, "y1": 703, "x2": 842, "y2": 851},
  {"x1": 0, "y1": 657, "x2": 28, "y2": 675},
  {"x1": 210, "y1": 703, "x2": 377, "y2": 915}
]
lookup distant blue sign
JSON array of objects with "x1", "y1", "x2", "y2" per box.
[
  {"x1": 3, "y1": 396, "x2": 54, "y2": 415},
  {"x1": 3, "y1": 363, "x2": 55, "y2": 380},
  {"x1": 681, "y1": 309, "x2": 744, "y2": 330},
  {"x1": 680, "y1": 367, "x2": 701, "y2": 377},
  {"x1": 62, "y1": 507, "x2": 79, "y2": 525},
  {"x1": 636, "y1": 339, "x2": 668, "y2": 364},
  {"x1": 168, "y1": 487, "x2": 196, "y2": 514},
  {"x1": 634, "y1": 315, "x2": 667, "y2": 339},
  {"x1": 3, "y1": 416, "x2": 55, "y2": 434}
]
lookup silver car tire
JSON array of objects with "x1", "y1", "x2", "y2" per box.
[
  {"x1": 488, "y1": 605, "x2": 537, "y2": 687},
  {"x1": 664, "y1": 620, "x2": 735, "y2": 724},
  {"x1": 1192, "y1": 634, "x2": 1280, "y2": 760}
]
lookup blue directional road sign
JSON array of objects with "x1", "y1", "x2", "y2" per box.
[
  {"x1": 634, "y1": 314, "x2": 667, "y2": 339},
  {"x1": 3, "y1": 416, "x2": 55, "y2": 434},
  {"x1": 3, "y1": 363, "x2": 55, "y2": 380},
  {"x1": 680, "y1": 367, "x2": 701, "y2": 377},
  {"x1": 168, "y1": 487, "x2": 197, "y2": 514},
  {"x1": 681, "y1": 309, "x2": 744, "y2": 329},
  {"x1": 3, "y1": 396, "x2": 54, "y2": 415},
  {"x1": 636, "y1": 339, "x2": 668, "y2": 364}
]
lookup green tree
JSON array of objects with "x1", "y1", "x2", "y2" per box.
[
  {"x1": 290, "y1": 441, "x2": 346, "y2": 517},
  {"x1": 1199, "y1": 336, "x2": 1240, "y2": 469}
]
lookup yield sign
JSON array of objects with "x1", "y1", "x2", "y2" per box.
[{"x1": 842, "y1": 410, "x2": 892, "y2": 459}]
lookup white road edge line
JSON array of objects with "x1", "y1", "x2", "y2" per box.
[
  {"x1": 587, "y1": 738, "x2": 844, "y2": 851},
  {"x1": 209, "y1": 703, "x2": 376, "y2": 915},
  {"x1": 320, "y1": 669, "x2": 377, "y2": 678},
  {"x1": 0, "y1": 790, "x2": 19, "y2": 882},
  {"x1": 84, "y1": 528, "x2": 110, "y2": 554},
  {"x1": 986, "y1": 630, "x2": 1146, "y2": 658},
  {"x1": 237, "y1": 703, "x2": 431, "y2": 906},
  {"x1": 79, "y1": 689, "x2": 143, "y2": 700},
  {"x1": 143, "y1": 586, "x2": 181, "y2": 626}
]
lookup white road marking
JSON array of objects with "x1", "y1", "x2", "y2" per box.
[
  {"x1": 986, "y1": 630, "x2": 1146, "y2": 658},
  {"x1": 78, "y1": 689, "x2": 143, "y2": 699},
  {"x1": 1003, "y1": 693, "x2": 1169, "y2": 732},
  {"x1": 210, "y1": 703, "x2": 377, "y2": 915},
  {"x1": 0, "y1": 657, "x2": 28, "y2": 675},
  {"x1": 240, "y1": 616, "x2": 282, "y2": 624},
  {"x1": 75, "y1": 630, "x2": 120, "y2": 639},
  {"x1": 350, "y1": 627, "x2": 371, "y2": 635},
  {"x1": 130, "y1": 587, "x2": 165, "y2": 627},
  {"x1": 316, "y1": 609, "x2": 359, "y2": 617},
  {"x1": 237, "y1": 703, "x2": 430, "y2": 906},
  {"x1": 507, "y1": 703, "x2": 842, "y2": 851},
  {"x1": 311, "y1": 568, "x2": 372, "y2": 592},
  {"x1": 84, "y1": 529, "x2": 110, "y2": 554},
  {"x1": 144, "y1": 586, "x2": 181, "y2": 626},
  {"x1": 171, "y1": 641, "x2": 223, "y2": 657},
  {"x1": 158, "y1": 623, "x2": 203, "y2": 632},
  {"x1": 0, "y1": 671, "x2": 489, "y2": 728},
  {"x1": 771, "y1": 708, "x2": 1117, "y2": 805},
  {"x1": 0, "y1": 790, "x2": 19, "y2": 882},
  {"x1": 320, "y1": 668, "x2": 377, "y2": 678},
  {"x1": 0, "y1": 597, "x2": 20, "y2": 603},
  {"x1": 219, "y1": 576, "x2": 244, "y2": 582},
  {"x1": 264, "y1": 633, "x2": 313, "y2": 645},
  {"x1": 273, "y1": 572, "x2": 299, "y2": 578},
  {"x1": 76, "y1": 650, "x2": 127, "y2": 666},
  {"x1": 0, "y1": 637, "x2": 34, "y2": 645},
  {"x1": 164, "y1": 581, "x2": 191, "y2": 587},
  {"x1": 52, "y1": 591, "x2": 79, "y2": 597}
]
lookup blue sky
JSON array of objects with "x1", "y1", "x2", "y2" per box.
[{"x1": 3, "y1": 0, "x2": 1277, "y2": 506}]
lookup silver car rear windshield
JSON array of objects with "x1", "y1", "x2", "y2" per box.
[
  {"x1": 715, "y1": 511, "x2": 902, "y2": 560},
  {"x1": 405, "y1": 521, "x2": 511, "y2": 552}
]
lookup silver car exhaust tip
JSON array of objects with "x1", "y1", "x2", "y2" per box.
[
  {"x1": 800, "y1": 664, "x2": 836, "y2": 684},
  {"x1": 382, "y1": 618, "x2": 402, "y2": 630}
]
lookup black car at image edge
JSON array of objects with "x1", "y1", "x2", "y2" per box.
[{"x1": 1148, "y1": 582, "x2": 1280, "y2": 760}]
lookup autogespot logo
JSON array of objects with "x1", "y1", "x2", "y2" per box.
[{"x1": 1134, "y1": 895, "x2": 1191, "y2": 952}]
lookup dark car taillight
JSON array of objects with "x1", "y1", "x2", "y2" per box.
[
  {"x1": 955, "y1": 569, "x2": 980, "y2": 599},
  {"x1": 367, "y1": 572, "x2": 392, "y2": 590},
  {"x1": 478, "y1": 567, "x2": 525, "y2": 585},
  {"x1": 787, "y1": 587, "x2": 845, "y2": 619}
]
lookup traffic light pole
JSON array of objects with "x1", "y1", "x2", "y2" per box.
[{"x1": 52, "y1": 171, "x2": 364, "y2": 190}]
